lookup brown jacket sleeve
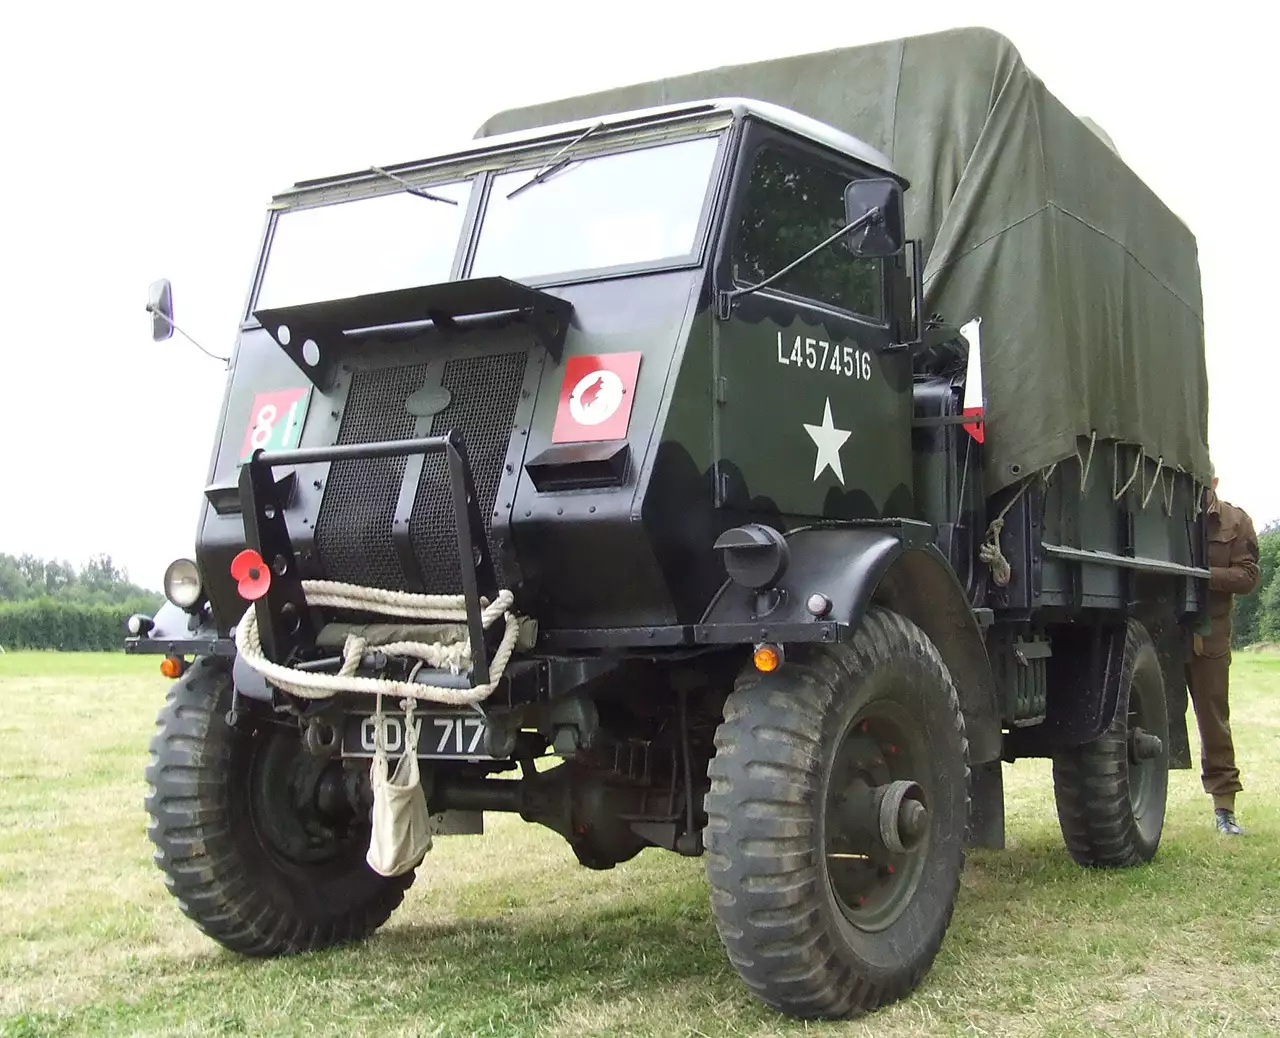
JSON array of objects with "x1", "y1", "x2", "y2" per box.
[{"x1": 1209, "y1": 508, "x2": 1261, "y2": 595}]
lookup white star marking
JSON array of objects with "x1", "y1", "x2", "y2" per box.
[{"x1": 803, "y1": 398, "x2": 852, "y2": 484}]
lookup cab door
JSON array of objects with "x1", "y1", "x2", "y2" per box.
[{"x1": 711, "y1": 124, "x2": 915, "y2": 523}]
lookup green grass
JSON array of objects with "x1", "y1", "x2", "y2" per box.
[{"x1": 1, "y1": 651, "x2": 1277, "y2": 1037}]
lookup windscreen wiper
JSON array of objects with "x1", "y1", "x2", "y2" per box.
[
  {"x1": 367, "y1": 165, "x2": 459, "y2": 205},
  {"x1": 506, "y1": 121, "x2": 607, "y2": 199}
]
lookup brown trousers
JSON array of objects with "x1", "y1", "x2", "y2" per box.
[{"x1": 1186, "y1": 652, "x2": 1243, "y2": 807}]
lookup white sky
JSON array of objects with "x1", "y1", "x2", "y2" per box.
[{"x1": 1, "y1": 0, "x2": 1274, "y2": 591}]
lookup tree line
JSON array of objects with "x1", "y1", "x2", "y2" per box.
[
  {"x1": 2, "y1": 525, "x2": 1278, "y2": 652},
  {"x1": 1231, "y1": 521, "x2": 1280, "y2": 648},
  {"x1": 0, "y1": 553, "x2": 162, "y2": 651}
]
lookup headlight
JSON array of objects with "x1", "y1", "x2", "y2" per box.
[{"x1": 164, "y1": 558, "x2": 203, "y2": 610}]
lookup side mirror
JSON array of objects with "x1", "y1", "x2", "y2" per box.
[
  {"x1": 147, "y1": 279, "x2": 175, "y2": 342},
  {"x1": 843, "y1": 178, "x2": 905, "y2": 257}
]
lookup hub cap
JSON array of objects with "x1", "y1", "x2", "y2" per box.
[{"x1": 822, "y1": 701, "x2": 932, "y2": 932}]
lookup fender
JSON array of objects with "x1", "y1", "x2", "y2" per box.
[{"x1": 702, "y1": 519, "x2": 1001, "y2": 765}]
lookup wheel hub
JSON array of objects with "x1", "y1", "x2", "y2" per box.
[
  {"x1": 1128, "y1": 726, "x2": 1163, "y2": 763},
  {"x1": 823, "y1": 706, "x2": 932, "y2": 932},
  {"x1": 878, "y1": 780, "x2": 929, "y2": 853},
  {"x1": 250, "y1": 729, "x2": 361, "y2": 867}
]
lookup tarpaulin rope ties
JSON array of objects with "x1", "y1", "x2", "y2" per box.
[
  {"x1": 233, "y1": 579, "x2": 521, "y2": 706},
  {"x1": 1112, "y1": 444, "x2": 1142, "y2": 501},
  {"x1": 1141, "y1": 456, "x2": 1165, "y2": 509},
  {"x1": 1075, "y1": 430, "x2": 1097, "y2": 492}
]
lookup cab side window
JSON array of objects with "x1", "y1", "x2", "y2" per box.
[{"x1": 731, "y1": 144, "x2": 885, "y2": 322}]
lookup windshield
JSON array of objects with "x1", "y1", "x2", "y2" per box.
[
  {"x1": 470, "y1": 136, "x2": 720, "y2": 282},
  {"x1": 253, "y1": 132, "x2": 722, "y2": 314},
  {"x1": 255, "y1": 178, "x2": 472, "y2": 309}
]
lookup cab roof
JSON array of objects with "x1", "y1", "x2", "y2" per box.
[{"x1": 278, "y1": 96, "x2": 904, "y2": 200}]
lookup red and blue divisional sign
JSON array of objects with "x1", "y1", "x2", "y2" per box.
[{"x1": 551, "y1": 352, "x2": 643, "y2": 444}]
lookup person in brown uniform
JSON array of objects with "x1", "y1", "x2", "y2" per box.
[{"x1": 1187, "y1": 472, "x2": 1260, "y2": 835}]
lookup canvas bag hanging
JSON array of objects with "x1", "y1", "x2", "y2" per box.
[{"x1": 366, "y1": 694, "x2": 433, "y2": 876}]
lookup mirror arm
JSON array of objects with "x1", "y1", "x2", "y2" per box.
[
  {"x1": 146, "y1": 303, "x2": 231, "y2": 366},
  {"x1": 718, "y1": 207, "x2": 882, "y2": 314}
]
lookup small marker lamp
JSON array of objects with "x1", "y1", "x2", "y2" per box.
[
  {"x1": 753, "y1": 643, "x2": 782, "y2": 672},
  {"x1": 160, "y1": 656, "x2": 185, "y2": 679},
  {"x1": 126, "y1": 614, "x2": 154, "y2": 637}
]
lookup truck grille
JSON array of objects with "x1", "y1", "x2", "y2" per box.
[
  {"x1": 412, "y1": 351, "x2": 528, "y2": 592},
  {"x1": 313, "y1": 349, "x2": 527, "y2": 593},
  {"x1": 314, "y1": 363, "x2": 425, "y2": 591}
]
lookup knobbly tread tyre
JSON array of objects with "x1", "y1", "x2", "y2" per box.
[
  {"x1": 144, "y1": 656, "x2": 413, "y2": 956},
  {"x1": 1052, "y1": 618, "x2": 1169, "y2": 868},
  {"x1": 703, "y1": 608, "x2": 970, "y2": 1020}
]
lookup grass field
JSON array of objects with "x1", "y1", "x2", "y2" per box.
[{"x1": 1, "y1": 650, "x2": 1277, "y2": 1037}]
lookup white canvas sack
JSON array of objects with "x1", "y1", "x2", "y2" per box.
[{"x1": 366, "y1": 695, "x2": 433, "y2": 876}]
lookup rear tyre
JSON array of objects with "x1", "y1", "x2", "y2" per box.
[
  {"x1": 144, "y1": 656, "x2": 414, "y2": 956},
  {"x1": 703, "y1": 608, "x2": 969, "y2": 1020},
  {"x1": 1052, "y1": 618, "x2": 1169, "y2": 867}
]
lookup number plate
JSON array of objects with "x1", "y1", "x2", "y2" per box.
[{"x1": 341, "y1": 711, "x2": 495, "y2": 760}]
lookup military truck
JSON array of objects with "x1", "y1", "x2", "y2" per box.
[{"x1": 129, "y1": 27, "x2": 1211, "y2": 1020}]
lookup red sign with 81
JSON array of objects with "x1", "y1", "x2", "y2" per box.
[{"x1": 239, "y1": 387, "x2": 312, "y2": 462}]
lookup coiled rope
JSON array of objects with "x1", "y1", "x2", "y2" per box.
[
  {"x1": 234, "y1": 579, "x2": 521, "y2": 706},
  {"x1": 978, "y1": 462, "x2": 1058, "y2": 588}
]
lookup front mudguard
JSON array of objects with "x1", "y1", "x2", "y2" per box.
[{"x1": 700, "y1": 520, "x2": 1001, "y2": 766}]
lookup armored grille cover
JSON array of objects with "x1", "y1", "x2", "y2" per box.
[
  {"x1": 314, "y1": 363, "x2": 427, "y2": 589},
  {"x1": 314, "y1": 349, "x2": 527, "y2": 595},
  {"x1": 411, "y1": 350, "x2": 528, "y2": 593}
]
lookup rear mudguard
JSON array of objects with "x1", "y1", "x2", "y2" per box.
[{"x1": 701, "y1": 520, "x2": 1001, "y2": 765}]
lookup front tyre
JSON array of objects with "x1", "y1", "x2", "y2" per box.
[
  {"x1": 144, "y1": 657, "x2": 413, "y2": 956},
  {"x1": 704, "y1": 608, "x2": 969, "y2": 1020},
  {"x1": 1052, "y1": 618, "x2": 1170, "y2": 867}
]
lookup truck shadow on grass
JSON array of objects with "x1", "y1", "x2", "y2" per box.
[
  {"x1": 299, "y1": 838, "x2": 1090, "y2": 1020},
  {"x1": 8, "y1": 829, "x2": 1272, "y2": 1038}
]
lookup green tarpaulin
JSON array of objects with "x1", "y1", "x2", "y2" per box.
[{"x1": 475, "y1": 26, "x2": 1211, "y2": 496}]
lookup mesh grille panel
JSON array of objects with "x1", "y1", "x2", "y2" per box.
[
  {"x1": 314, "y1": 363, "x2": 428, "y2": 589},
  {"x1": 411, "y1": 350, "x2": 528, "y2": 592}
]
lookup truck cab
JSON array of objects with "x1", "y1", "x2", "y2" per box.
[{"x1": 144, "y1": 98, "x2": 927, "y2": 648}]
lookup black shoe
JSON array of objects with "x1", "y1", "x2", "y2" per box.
[{"x1": 1214, "y1": 808, "x2": 1243, "y2": 835}]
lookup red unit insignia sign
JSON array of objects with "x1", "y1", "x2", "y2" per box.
[{"x1": 552, "y1": 352, "x2": 642, "y2": 444}]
